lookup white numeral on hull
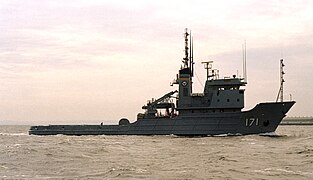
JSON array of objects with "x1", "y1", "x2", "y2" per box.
[{"x1": 245, "y1": 118, "x2": 259, "y2": 127}]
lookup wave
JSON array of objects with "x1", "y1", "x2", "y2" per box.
[
  {"x1": 259, "y1": 132, "x2": 287, "y2": 137},
  {"x1": 0, "y1": 132, "x2": 28, "y2": 136}
]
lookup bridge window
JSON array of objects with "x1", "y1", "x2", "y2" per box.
[{"x1": 227, "y1": 99, "x2": 230, "y2": 102}]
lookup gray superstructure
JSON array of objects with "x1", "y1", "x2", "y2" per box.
[{"x1": 29, "y1": 29, "x2": 295, "y2": 136}]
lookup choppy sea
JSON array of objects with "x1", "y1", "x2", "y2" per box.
[{"x1": 0, "y1": 125, "x2": 312, "y2": 179}]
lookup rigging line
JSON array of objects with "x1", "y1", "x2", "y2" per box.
[{"x1": 195, "y1": 70, "x2": 204, "y2": 88}]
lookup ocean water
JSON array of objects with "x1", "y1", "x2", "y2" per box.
[{"x1": 0, "y1": 126, "x2": 312, "y2": 179}]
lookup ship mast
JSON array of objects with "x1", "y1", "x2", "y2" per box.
[
  {"x1": 183, "y1": 28, "x2": 189, "y2": 68},
  {"x1": 276, "y1": 59, "x2": 285, "y2": 102},
  {"x1": 201, "y1": 61, "x2": 214, "y2": 80},
  {"x1": 182, "y1": 28, "x2": 194, "y2": 74}
]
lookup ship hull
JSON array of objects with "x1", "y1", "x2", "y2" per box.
[{"x1": 29, "y1": 101, "x2": 295, "y2": 136}]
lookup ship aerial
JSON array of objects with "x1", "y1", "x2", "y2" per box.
[{"x1": 29, "y1": 29, "x2": 295, "y2": 136}]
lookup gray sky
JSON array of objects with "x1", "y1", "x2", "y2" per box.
[{"x1": 0, "y1": 0, "x2": 312, "y2": 125}]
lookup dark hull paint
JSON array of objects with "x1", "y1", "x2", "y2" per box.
[{"x1": 29, "y1": 101, "x2": 295, "y2": 136}]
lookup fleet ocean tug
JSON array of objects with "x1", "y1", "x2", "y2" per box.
[{"x1": 29, "y1": 29, "x2": 295, "y2": 136}]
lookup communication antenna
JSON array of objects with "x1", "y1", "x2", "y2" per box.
[
  {"x1": 189, "y1": 30, "x2": 193, "y2": 93},
  {"x1": 189, "y1": 31, "x2": 194, "y2": 76},
  {"x1": 276, "y1": 59, "x2": 285, "y2": 102},
  {"x1": 242, "y1": 41, "x2": 248, "y2": 83}
]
